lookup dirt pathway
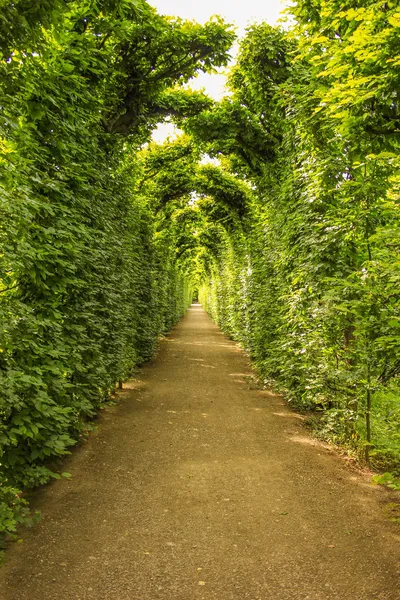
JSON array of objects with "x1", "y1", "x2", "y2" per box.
[{"x1": 1, "y1": 305, "x2": 399, "y2": 600}]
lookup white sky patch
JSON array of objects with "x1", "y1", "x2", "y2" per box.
[
  {"x1": 188, "y1": 191, "x2": 200, "y2": 206},
  {"x1": 183, "y1": 70, "x2": 231, "y2": 101},
  {"x1": 150, "y1": 0, "x2": 288, "y2": 142},
  {"x1": 152, "y1": 121, "x2": 183, "y2": 143},
  {"x1": 200, "y1": 154, "x2": 220, "y2": 166},
  {"x1": 150, "y1": 0, "x2": 286, "y2": 30}
]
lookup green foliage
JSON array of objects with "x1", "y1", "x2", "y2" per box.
[
  {"x1": 0, "y1": 0, "x2": 232, "y2": 543},
  {"x1": 372, "y1": 473, "x2": 400, "y2": 492},
  {"x1": 172, "y1": 3, "x2": 400, "y2": 472}
]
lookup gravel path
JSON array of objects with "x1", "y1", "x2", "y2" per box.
[{"x1": 1, "y1": 304, "x2": 399, "y2": 600}]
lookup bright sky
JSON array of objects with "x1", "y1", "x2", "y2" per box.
[
  {"x1": 150, "y1": 0, "x2": 286, "y2": 30},
  {"x1": 150, "y1": 0, "x2": 287, "y2": 141}
]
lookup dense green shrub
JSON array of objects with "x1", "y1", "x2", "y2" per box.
[
  {"x1": 147, "y1": 2, "x2": 400, "y2": 474},
  {"x1": 193, "y1": 3, "x2": 400, "y2": 472},
  {"x1": 0, "y1": 0, "x2": 233, "y2": 544}
]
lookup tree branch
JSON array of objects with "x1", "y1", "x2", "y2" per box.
[{"x1": 0, "y1": 283, "x2": 18, "y2": 294}]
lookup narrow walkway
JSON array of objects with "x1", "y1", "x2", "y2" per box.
[{"x1": 1, "y1": 305, "x2": 399, "y2": 600}]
